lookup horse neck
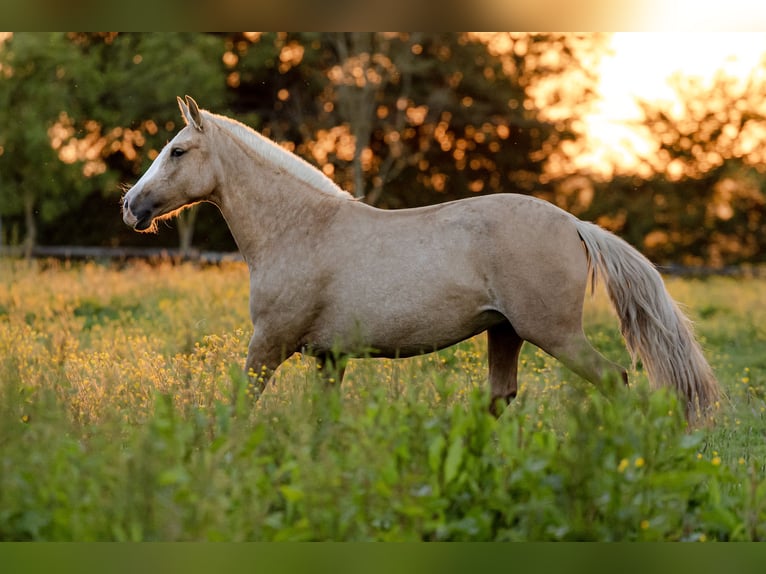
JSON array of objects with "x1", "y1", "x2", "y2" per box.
[{"x1": 210, "y1": 128, "x2": 344, "y2": 266}]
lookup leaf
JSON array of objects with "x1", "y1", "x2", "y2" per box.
[
  {"x1": 279, "y1": 485, "x2": 304, "y2": 503},
  {"x1": 157, "y1": 467, "x2": 189, "y2": 486},
  {"x1": 679, "y1": 432, "x2": 704, "y2": 451},
  {"x1": 428, "y1": 435, "x2": 446, "y2": 474},
  {"x1": 444, "y1": 437, "x2": 464, "y2": 485}
]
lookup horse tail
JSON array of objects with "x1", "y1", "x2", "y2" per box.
[{"x1": 573, "y1": 219, "x2": 720, "y2": 422}]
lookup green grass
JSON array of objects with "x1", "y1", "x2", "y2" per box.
[{"x1": 0, "y1": 259, "x2": 765, "y2": 540}]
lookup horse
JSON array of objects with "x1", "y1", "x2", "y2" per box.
[{"x1": 122, "y1": 95, "x2": 720, "y2": 422}]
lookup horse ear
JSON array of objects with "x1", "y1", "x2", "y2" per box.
[
  {"x1": 177, "y1": 95, "x2": 203, "y2": 131},
  {"x1": 184, "y1": 95, "x2": 203, "y2": 131},
  {"x1": 177, "y1": 96, "x2": 189, "y2": 121}
]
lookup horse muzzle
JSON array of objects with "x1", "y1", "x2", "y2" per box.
[
  {"x1": 122, "y1": 203, "x2": 138, "y2": 228},
  {"x1": 122, "y1": 197, "x2": 153, "y2": 231},
  {"x1": 133, "y1": 213, "x2": 154, "y2": 231}
]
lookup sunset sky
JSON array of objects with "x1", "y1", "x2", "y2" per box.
[{"x1": 581, "y1": 32, "x2": 766, "y2": 175}]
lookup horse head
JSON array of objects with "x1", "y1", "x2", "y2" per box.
[{"x1": 122, "y1": 95, "x2": 217, "y2": 232}]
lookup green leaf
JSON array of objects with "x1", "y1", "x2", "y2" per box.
[
  {"x1": 157, "y1": 467, "x2": 189, "y2": 486},
  {"x1": 279, "y1": 485, "x2": 304, "y2": 503},
  {"x1": 444, "y1": 437, "x2": 464, "y2": 485},
  {"x1": 428, "y1": 435, "x2": 446, "y2": 475}
]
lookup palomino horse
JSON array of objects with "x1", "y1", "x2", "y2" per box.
[{"x1": 122, "y1": 96, "x2": 720, "y2": 422}]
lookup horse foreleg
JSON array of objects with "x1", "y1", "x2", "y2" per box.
[
  {"x1": 240, "y1": 331, "x2": 285, "y2": 402},
  {"x1": 487, "y1": 321, "x2": 524, "y2": 417}
]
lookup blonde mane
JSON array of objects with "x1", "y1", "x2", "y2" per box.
[{"x1": 203, "y1": 111, "x2": 353, "y2": 200}]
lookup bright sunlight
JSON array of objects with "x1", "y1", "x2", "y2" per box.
[{"x1": 581, "y1": 32, "x2": 766, "y2": 177}]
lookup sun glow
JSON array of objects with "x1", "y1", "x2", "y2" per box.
[
  {"x1": 647, "y1": 0, "x2": 766, "y2": 32},
  {"x1": 580, "y1": 32, "x2": 766, "y2": 177}
]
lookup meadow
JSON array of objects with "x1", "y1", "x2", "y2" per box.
[{"x1": 0, "y1": 258, "x2": 765, "y2": 541}]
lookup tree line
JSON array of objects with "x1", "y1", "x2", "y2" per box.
[{"x1": 1, "y1": 32, "x2": 764, "y2": 266}]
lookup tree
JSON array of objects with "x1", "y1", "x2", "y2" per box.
[
  {"x1": 322, "y1": 32, "x2": 432, "y2": 202},
  {"x1": 0, "y1": 33, "x2": 105, "y2": 256},
  {"x1": 322, "y1": 32, "x2": 604, "y2": 207},
  {"x1": 0, "y1": 33, "x2": 229, "y2": 254},
  {"x1": 226, "y1": 33, "x2": 603, "y2": 208},
  {"x1": 64, "y1": 32, "x2": 228, "y2": 253},
  {"x1": 631, "y1": 66, "x2": 766, "y2": 265}
]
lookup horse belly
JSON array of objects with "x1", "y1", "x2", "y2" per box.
[
  {"x1": 311, "y1": 276, "x2": 503, "y2": 358},
  {"x1": 306, "y1": 198, "x2": 520, "y2": 357},
  {"x1": 366, "y1": 307, "x2": 505, "y2": 358}
]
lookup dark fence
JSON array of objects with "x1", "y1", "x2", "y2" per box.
[
  {"x1": 3, "y1": 245, "x2": 766, "y2": 277},
  {"x1": 0, "y1": 245, "x2": 243, "y2": 265},
  {"x1": 657, "y1": 263, "x2": 766, "y2": 278}
]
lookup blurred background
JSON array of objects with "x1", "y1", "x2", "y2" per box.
[{"x1": 1, "y1": 32, "x2": 765, "y2": 267}]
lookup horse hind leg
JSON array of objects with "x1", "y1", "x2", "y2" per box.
[{"x1": 487, "y1": 321, "x2": 525, "y2": 417}]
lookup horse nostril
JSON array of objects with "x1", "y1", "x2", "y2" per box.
[
  {"x1": 128, "y1": 196, "x2": 141, "y2": 214},
  {"x1": 125, "y1": 192, "x2": 153, "y2": 217},
  {"x1": 131, "y1": 205, "x2": 155, "y2": 230}
]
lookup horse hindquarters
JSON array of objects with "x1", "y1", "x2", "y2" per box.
[{"x1": 486, "y1": 208, "x2": 627, "y2": 413}]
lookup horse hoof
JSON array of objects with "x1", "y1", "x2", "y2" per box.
[{"x1": 489, "y1": 392, "x2": 516, "y2": 417}]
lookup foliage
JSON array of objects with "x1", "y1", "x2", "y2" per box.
[
  {"x1": 582, "y1": 68, "x2": 766, "y2": 266},
  {"x1": 65, "y1": 32, "x2": 227, "y2": 180},
  {"x1": 0, "y1": 32, "x2": 227, "y2": 251},
  {"x1": 0, "y1": 33, "x2": 106, "y2": 254},
  {"x1": 227, "y1": 32, "x2": 601, "y2": 206},
  {"x1": 1, "y1": 260, "x2": 765, "y2": 541}
]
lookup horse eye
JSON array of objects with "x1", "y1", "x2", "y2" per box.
[{"x1": 170, "y1": 147, "x2": 186, "y2": 158}]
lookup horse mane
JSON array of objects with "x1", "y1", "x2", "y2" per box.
[{"x1": 202, "y1": 111, "x2": 354, "y2": 200}]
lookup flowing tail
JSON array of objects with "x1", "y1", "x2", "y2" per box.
[{"x1": 574, "y1": 219, "x2": 720, "y2": 422}]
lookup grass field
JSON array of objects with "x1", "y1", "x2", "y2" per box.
[{"x1": 1, "y1": 259, "x2": 765, "y2": 541}]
